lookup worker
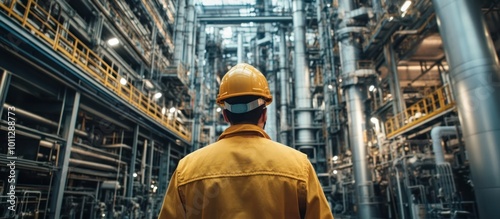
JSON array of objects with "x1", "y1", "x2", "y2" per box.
[{"x1": 158, "y1": 63, "x2": 334, "y2": 219}]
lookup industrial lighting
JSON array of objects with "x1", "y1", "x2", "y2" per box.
[
  {"x1": 328, "y1": 84, "x2": 333, "y2": 90},
  {"x1": 216, "y1": 107, "x2": 221, "y2": 112},
  {"x1": 133, "y1": 173, "x2": 138, "y2": 178},
  {"x1": 151, "y1": 184, "x2": 155, "y2": 188},
  {"x1": 162, "y1": 107, "x2": 166, "y2": 115},
  {"x1": 107, "y1": 37, "x2": 119, "y2": 46},
  {"x1": 153, "y1": 92, "x2": 162, "y2": 99},
  {"x1": 169, "y1": 107, "x2": 176, "y2": 113},
  {"x1": 370, "y1": 117, "x2": 379, "y2": 124},
  {"x1": 369, "y1": 85, "x2": 375, "y2": 92},
  {"x1": 120, "y1": 77, "x2": 127, "y2": 85},
  {"x1": 332, "y1": 155, "x2": 338, "y2": 161},
  {"x1": 389, "y1": 16, "x2": 394, "y2": 21},
  {"x1": 400, "y1": 0, "x2": 412, "y2": 12},
  {"x1": 333, "y1": 170, "x2": 338, "y2": 175}
]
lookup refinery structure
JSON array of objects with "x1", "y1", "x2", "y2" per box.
[{"x1": 0, "y1": 0, "x2": 499, "y2": 218}]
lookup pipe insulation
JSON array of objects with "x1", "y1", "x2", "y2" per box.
[
  {"x1": 431, "y1": 126, "x2": 458, "y2": 165},
  {"x1": 292, "y1": 0, "x2": 314, "y2": 145},
  {"x1": 432, "y1": 0, "x2": 500, "y2": 217}
]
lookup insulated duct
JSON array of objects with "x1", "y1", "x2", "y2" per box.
[
  {"x1": 292, "y1": 0, "x2": 315, "y2": 146},
  {"x1": 279, "y1": 28, "x2": 289, "y2": 145},
  {"x1": 337, "y1": 0, "x2": 378, "y2": 217},
  {"x1": 432, "y1": 1, "x2": 500, "y2": 217},
  {"x1": 173, "y1": 0, "x2": 186, "y2": 65},
  {"x1": 431, "y1": 126, "x2": 457, "y2": 164}
]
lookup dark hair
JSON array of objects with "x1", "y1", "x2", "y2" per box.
[{"x1": 223, "y1": 95, "x2": 266, "y2": 125}]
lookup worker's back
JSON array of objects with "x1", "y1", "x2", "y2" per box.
[{"x1": 158, "y1": 124, "x2": 334, "y2": 219}]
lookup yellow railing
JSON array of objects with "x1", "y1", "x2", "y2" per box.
[
  {"x1": 385, "y1": 84, "x2": 455, "y2": 138},
  {"x1": 0, "y1": 0, "x2": 191, "y2": 141}
]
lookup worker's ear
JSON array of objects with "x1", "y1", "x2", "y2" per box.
[
  {"x1": 260, "y1": 107, "x2": 267, "y2": 123},
  {"x1": 222, "y1": 110, "x2": 230, "y2": 123}
]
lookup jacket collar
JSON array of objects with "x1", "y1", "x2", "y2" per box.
[{"x1": 218, "y1": 124, "x2": 270, "y2": 140}]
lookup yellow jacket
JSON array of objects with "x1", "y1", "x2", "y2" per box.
[{"x1": 158, "y1": 124, "x2": 334, "y2": 219}]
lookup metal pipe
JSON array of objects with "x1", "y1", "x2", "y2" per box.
[
  {"x1": 394, "y1": 167, "x2": 406, "y2": 219},
  {"x1": 430, "y1": 126, "x2": 457, "y2": 164},
  {"x1": 147, "y1": 141, "x2": 154, "y2": 187},
  {"x1": 292, "y1": 0, "x2": 315, "y2": 146},
  {"x1": 193, "y1": 22, "x2": 206, "y2": 150},
  {"x1": 71, "y1": 147, "x2": 125, "y2": 165},
  {"x1": 432, "y1": 1, "x2": 500, "y2": 217},
  {"x1": 173, "y1": 0, "x2": 186, "y2": 65},
  {"x1": 237, "y1": 32, "x2": 244, "y2": 63},
  {"x1": 141, "y1": 139, "x2": 148, "y2": 184},
  {"x1": 4, "y1": 103, "x2": 58, "y2": 127},
  {"x1": 185, "y1": 0, "x2": 195, "y2": 73},
  {"x1": 69, "y1": 158, "x2": 117, "y2": 171},
  {"x1": 0, "y1": 71, "x2": 11, "y2": 123},
  {"x1": 337, "y1": 0, "x2": 378, "y2": 217},
  {"x1": 279, "y1": 28, "x2": 289, "y2": 145}
]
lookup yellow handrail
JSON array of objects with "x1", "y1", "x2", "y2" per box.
[
  {"x1": 0, "y1": 0, "x2": 191, "y2": 141},
  {"x1": 385, "y1": 84, "x2": 455, "y2": 138}
]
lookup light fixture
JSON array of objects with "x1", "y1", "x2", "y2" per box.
[
  {"x1": 389, "y1": 16, "x2": 394, "y2": 21},
  {"x1": 369, "y1": 85, "x2": 375, "y2": 92},
  {"x1": 328, "y1": 84, "x2": 333, "y2": 90},
  {"x1": 161, "y1": 107, "x2": 166, "y2": 115},
  {"x1": 133, "y1": 173, "x2": 137, "y2": 178},
  {"x1": 400, "y1": 0, "x2": 412, "y2": 12},
  {"x1": 153, "y1": 92, "x2": 162, "y2": 99},
  {"x1": 107, "y1": 37, "x2": 119, "y2": 46},
  {"x1": 169, "y1": 107, "x2": 176, "y2": 113},
  {"x1": 151, "y1": 184, "x2": 155, "y2": 188},
  {"x1": 332, "y1": 155, "x2": 338, "y2": 161},
  {"x1": 333, "y1": 170, "x2": 338, "y2": 175},
  {"x1": 216, "y1": 107, "x2": 221, "y2": 112},
  {"x1": 120, "y1": 77, "x2": 127, "y2": 85},
  {"x1": 370, "y1": 117, "x2": 379, "y2": 124}
]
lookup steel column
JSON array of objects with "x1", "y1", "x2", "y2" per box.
[
  {"x1": 48, "y1": 90, "x2": 80, "y2": 218},
  {"x1": 279, "y1": 28, "x2": 289, "y2": 145},
  {"x1": 0, "y1": 70, "x2": 12, "y2": 118},
  {"x1": 173, "y1": 0, "x2": 186, "y2": 65}
]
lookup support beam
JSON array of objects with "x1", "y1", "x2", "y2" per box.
[
  {"x1": 127, "y1": 125, "x2": 139, "y2": 198},
  {"x1": 48, "y1": 90, "x2": 80, "y2": 218}
]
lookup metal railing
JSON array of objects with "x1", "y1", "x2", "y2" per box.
[
  {"x1": 0, "y1": 0, "x2": 191, "y2": 141},
  {"x1": 385, "y1": 84, "x2": 455, "y2": 138}
]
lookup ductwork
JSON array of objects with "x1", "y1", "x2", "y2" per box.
[
  {"x1": 431, "y1": 126, "x2": 457, "y2": 164},
  {"x1": 292, "y1": 0, "x2": 315, "y2": 146},
  {"x1": 432, "y1": 1, "x2": 500, "y2": 217}
]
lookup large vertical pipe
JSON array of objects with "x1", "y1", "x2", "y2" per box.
[
  {"x1": 193, "y1": 23, "x2": 206, "y2": 150},
  {"x1": 292, "y1": 0, "x2": 315, "y2": 146},
  {"x1": 317, "y1": 0, "x2": 333, "y2": 167},
  {"x1": 127, "y1": 125, "x2": 139, "y2": 198},
  {"x1": 338, "y1": 0, "x2": 378, "y2": 217},
  {"x1": 212, "y1": 58, "x2": 219, "y2": 143},
  {"x1": 433, "y1": 0, "x2": 500, "y2": 217},
  {"x1": 49, "y1": 91, "x2": 80, "y2": 219},
  {"x1": 173, "y1": 0, "x2": 186, "y2": 66},
  {"x1": 237, "y1": 32, "x2": 244, "y2": 63},
  {"x1": 384, "y1": 44, "x2": 405, "y2": 117},
  {"x1": 141, "y1": 139, "x2": 148, "y2": 184},
  {"x1": 184, "y1": 0, "x2": 195, "y2": 65},
  {"x1": 279, "y1": 28, "x2": 289, "y2": 145}
]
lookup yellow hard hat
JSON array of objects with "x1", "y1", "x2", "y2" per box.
[{"x1": 216, "y1": 63, "x2": 272, "y2": 109}]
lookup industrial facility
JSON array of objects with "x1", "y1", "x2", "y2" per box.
[{"x1": 0, "y1": 0, "x2": 499, "y2": 218}]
